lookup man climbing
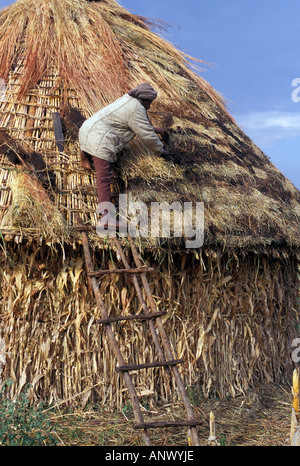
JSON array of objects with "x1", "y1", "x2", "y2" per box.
[{"x1": 78, "y1": 83, "x2": 169, "y2": 228}]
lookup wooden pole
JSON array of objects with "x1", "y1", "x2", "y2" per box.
[
  {"x1": 207, "y1": 411, "x2": 218, "y2": 446},
  {"x1": 127, "y1": 234, "x2": 201, "y2": 446},
  {"x1": 290, "y1": 368, "x2": 300, "y2": 445},
  {"x1": 293, "y1": 368, "x2": 299, "y2": 412}
]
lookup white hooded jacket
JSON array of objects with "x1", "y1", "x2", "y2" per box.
[{"x1": 79, "y1": 94, "x2": 164, "y2": 163}]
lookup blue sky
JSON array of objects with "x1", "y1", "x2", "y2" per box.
[{"x1": 1, "y1": 0, "x2": 300, "y2": 189}]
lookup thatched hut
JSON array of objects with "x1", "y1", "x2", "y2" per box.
[{"x1": 0, "y1": 0, "x2": 299, "y2": 407}]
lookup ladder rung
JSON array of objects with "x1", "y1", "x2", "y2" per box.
[
  {"x1": 88, "y1": 266, "x2": 155, "y2": 277},
  {"x1": 134, "y1": 420, "x2": 202, "y2": 429},
  {"x1": 76, "y1": 225, "x2": 97, "y2": 231},
  {"x1": 116, "y1": 359, "x2": 183, "y2": 372},
  {"x1": 97, "y1": 311, "x2": 167, "y2": 325}
]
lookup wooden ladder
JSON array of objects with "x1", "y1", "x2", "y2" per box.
[{"x1": 81, "y1": 230, "x2": 201, "y2": 446}]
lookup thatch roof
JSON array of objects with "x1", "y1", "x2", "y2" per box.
[{"x1": 0, "y1": 0, "x2": 299, "y2": 252}]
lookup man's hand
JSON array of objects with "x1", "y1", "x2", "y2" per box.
[
  {"x1": 155, "y1": 127, "x2": 168, "y2": 136},
  {"x1": 155, "y1": 128, "x2": 170, "y2": 145},
  {"x1": 80, "y1": 150, "x2": 93, "y2": 170}
]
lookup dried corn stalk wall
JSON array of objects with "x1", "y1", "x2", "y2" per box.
[{"x1": 0, "y1": 241, "x2": 298, "y2": 407}]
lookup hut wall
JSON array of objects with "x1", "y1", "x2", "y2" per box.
[{"x1": 0, "y1": 241, "x2": 299, "y2": 407}]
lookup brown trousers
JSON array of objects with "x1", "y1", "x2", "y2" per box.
[{"x1": 93, "y1": 156, "x2": 113, "y2": 205}]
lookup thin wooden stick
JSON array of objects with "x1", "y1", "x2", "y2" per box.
[
  {"x1": 207, "y1": 411, "x2": 218, "y2": 446},
  {"x1": 97, "y1": 311, "x2": 167, "y2": 325},
  {"x1": 88, "y1": 266, "x2": 155, "y2": 277},
  {"x1": 290, "y1": 368, "x2": 300, "y2": 445},
  {"x1": 293, "y1": 369, "x2": 299, "y2": 413},
  {"x1": 134, "y1": 419, "x2": 202, "y2": 429},
  {"x1": 116, "y1": 359, "x2": 183, "y2": 372}
]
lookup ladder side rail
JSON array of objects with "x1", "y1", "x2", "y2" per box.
[
  {"x1": 128, "y1": 235, "x2": 200, "y2": 446},
  {"x1": 111, "y1": 237, "x2": 168, "y2": 366},
  {"x1": 81, "y1": 232, "x2": 152, "y2": 446}
]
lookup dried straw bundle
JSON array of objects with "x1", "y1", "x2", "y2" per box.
[
  {"x1": 0, "y1": 0, "x2": 224, "y2": 115},
  {"x1": 1, "y1": 170, "x2": 70, "y2": 243}
]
